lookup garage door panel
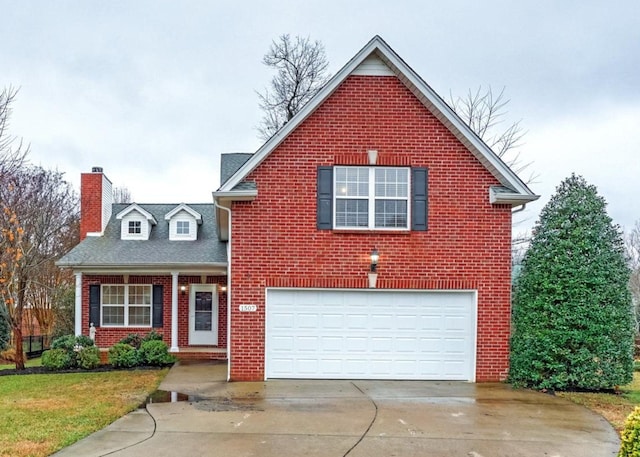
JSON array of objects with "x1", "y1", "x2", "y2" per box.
[{"x1": 266, "y1": 290, "x2": 476, "y2": 380}]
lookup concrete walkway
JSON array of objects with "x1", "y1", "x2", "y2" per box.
[{"x1": 54, "y1": 361, "x2": 620, "y2": 457}]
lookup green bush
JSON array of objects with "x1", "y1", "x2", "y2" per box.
[
  {"x1": 142, "y1": 330, "x2": 163, "y2": 343},
  {"x1": 119, "y1": 333, "x2": 143, "y2": 350},
  {"x1": 42, "y1": 348, "x2": 73, "y2": 370},
  {"x1": 75, "y1": 335, "x2": 95, "y2": 348},
  {"x1": 108, "y1": 343, "x2": 139, "y2": 368},
  {"x1": 77, "y1": 346, "x2": 101, "y2": 370},
  {"x1": 619, "y1": 406, "x2": 640, "y2": 457},
  {"x1": 51, "y1": 334, "x2": 76, "y2": 351},
  {"x1": 139, "y1": 340, "x2": 176, "y2": 366},
  {"x1": 509, "y1": 175, "x2": 634, "y2": 390}
]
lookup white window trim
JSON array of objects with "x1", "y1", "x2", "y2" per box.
[
  {"x1": 333, "y1": 166, "x2": 411, "y2": 230},
  {"x1": 175, "y1": 220, "x2": 191, "y2": 236},
  {"x1": 101, "y1": 284, "x2": 152, "y2": 328},
  {"x1": 128, "y1": 220, "x2": 142, "y2": 234}
]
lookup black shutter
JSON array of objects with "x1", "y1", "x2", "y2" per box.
[
  {"x1": 152, "y1": 285, "x2": 164, "y2": 328},
  {"x1": 89, "y1": 285, "x2": 101, "y2": 327},
  {"x1": 412, "y1": 167, "x2": 428, "y2": 231},
  {"x1": 317, "y1": 166, "x2": 333, "y2": 229}
]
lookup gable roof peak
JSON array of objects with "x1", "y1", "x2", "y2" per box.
[
  {"x1": 115, "y1": 203, "x2": 157, "y2": 225},
  {"x1": 218, "y1": 35, "x2": 537, "y2": 206},
  {"x1": 164, "y1": 203, "x2": 203, "y2": 223}
]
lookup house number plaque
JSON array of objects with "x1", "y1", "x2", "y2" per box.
[{"x1": 239, "y1": 304, "x2": 257, "y2": 312}]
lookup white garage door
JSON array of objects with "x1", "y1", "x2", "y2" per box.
[{"x1": 266, "y1": 289, "x2": 476, "y2": 381}]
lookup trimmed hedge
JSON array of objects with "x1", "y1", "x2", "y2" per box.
[
  {"x1": 108, "y1": 343, "x2": 139, "y2": 368},
  {"x1": 43, "y1": 335, "x2": 97, "y2": 370}
]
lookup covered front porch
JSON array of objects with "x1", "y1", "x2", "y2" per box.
[{"x1": 74, "y1": 267, "x2": 229, "y2": 361}]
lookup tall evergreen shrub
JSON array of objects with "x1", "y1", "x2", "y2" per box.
[{"x1": 510, "y1": 174, "x2": 634, "y2": 390}]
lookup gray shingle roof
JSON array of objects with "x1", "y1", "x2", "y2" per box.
[
  {"x1": 58, "y1": 203, "x2": 227, "y2": 268},
  {"x1": 220, "y1": 153, "x2": 253, "y2": 186}
]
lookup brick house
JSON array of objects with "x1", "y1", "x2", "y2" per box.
[{"x1": 58, "y1": 36, "x2": 537, "y2": 382}]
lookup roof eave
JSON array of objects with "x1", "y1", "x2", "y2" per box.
[
  {"x1": 58, "y1": 262, "x2": 228, "y2": 274},
  {"x1": 489, "y1": 187, "x2": 540, "y2": 206},
  {"x1": 212, "y1": 190, "x2": 257, "y2": 202}
]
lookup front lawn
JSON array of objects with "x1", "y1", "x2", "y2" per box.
[
  {"x1": 0, "y1": 357, "x2": 42, "y2": 370},
  {"x1": 0, "y1": 369, "x2": 167, "y2": 457},
  {"x1": 558, "y1": 372, "x2": 640, "y2": 432}
]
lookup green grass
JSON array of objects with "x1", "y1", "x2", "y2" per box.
[
  {"x1": 0, "y1": 357, "x2": 42, "y2": 370},
  {"x1": 558, "y1": 372, "x2": 640, "y2": 432},
  {"x1": 0, "y1": 368, "x2": 168, "y2": 457}
]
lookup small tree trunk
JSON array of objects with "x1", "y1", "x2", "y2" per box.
[
  {"x1": 13, "y1": 321, "x2": 24, "y2": 370},
  {"x1": 13, "y1": 280, "x2": 26, "y2": 370}
]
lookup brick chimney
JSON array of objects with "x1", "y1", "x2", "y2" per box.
[{"x1": 80, "y1": 167, "x2": 113, "y2": 240}]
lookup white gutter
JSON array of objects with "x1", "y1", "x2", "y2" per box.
[{"x1": 213, "y1": 196, "x2": 232, "y2": 382}]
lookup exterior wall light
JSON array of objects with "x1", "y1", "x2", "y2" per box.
[
  {"x1": 370, "y1": 248, "x2": 379, "y2": 272},
  {"x1": 220, "y1": 285, "x2": 228, "y2": 293},
  {"x1": 369, "y1": 248, "x2": 379, "y2": 288},
  {"x1": 180, "y1": 285, "x2": 187, "y2": 295}
]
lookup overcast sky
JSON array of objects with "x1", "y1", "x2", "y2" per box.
[{"x1": 1, "y1": 1, "x2": 639, "y2": 236}]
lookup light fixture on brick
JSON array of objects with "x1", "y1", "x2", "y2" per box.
[
  {"x1": 369, "y1": 248, "x2": 379, "y2": 288},
  {"x1": 180, "y1": 285, "x2": 187, "y2": 295}
]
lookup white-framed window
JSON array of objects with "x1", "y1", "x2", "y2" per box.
[
  {"x1": 334, "y1": 166, "x2": 410, "y2": 229},
  {"x1": 102, "y1": 284, "x2": 151, "y2": 327},
  {"x1": 128, "y1": 220, "x2": 141, "y2": 234},
  {"x1": 176, "y1": 220, "x2": 190, "y2": 235}
]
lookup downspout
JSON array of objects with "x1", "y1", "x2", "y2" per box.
[
  {"x1": 512, "y1": 204, "x2": 527, "y2": 214},
  {"x1": 213, "y1": 197, "x2": 232, "y2": 382}
]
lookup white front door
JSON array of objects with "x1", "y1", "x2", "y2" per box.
[{"x1": 189, "y1": 285, "x2": 218, "y2": 345}]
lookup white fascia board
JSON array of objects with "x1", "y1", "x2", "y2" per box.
[
  {"x1": 489, "y1": 186, "x2": 540, "y2": 205},
  {"x1": 66, "y1": 263, "x2": 228, "y2": 275},
  {"x1": 116, "y1": 203, "x2": 157, "y2": 225},
  {"x1": 164, "y1": 203, "x2": 203, "y2": 224},
  {"x1": 212, "y1": 190, "x2": 257, "y2": 201},
  {"x1": 220, "y1": 35, "x2": 537, "y2": 202}
]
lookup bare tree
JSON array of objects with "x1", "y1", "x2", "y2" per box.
[
  {"x1": 449, "y1": 86, "x2": 534, "y2": 182},
  {"x1": 0, "y1": 166, "x2": 78, "y2": 369},
  {"x1": 0, "y1": 87, "x2": 27, "y2": 177},
  {"x1": 257, "y1": 34, "x2": 331, "y2": 140},
  {"x1": 113, "y1": 186, "x2": 132, "y2": 204}
]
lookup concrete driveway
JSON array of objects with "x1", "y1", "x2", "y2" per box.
[{"x1": 55, "y1": 361, "x2": 620, "y2": 457}]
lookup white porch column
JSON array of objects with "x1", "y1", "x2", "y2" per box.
[
  {"x1": 170, "y1": 271, "x2": 179, "y2": 352},
  {"x1": 74, "y1": 272, "x2": 82, "y2": 336}
]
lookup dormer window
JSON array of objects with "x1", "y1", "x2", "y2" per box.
[
  {"x1": 116, "y1": 203, "x2": 157, "y2": 240},
  {"x1": 165, "y1": 204, "x2": 202, "y2": 241},
  {"x1": 176, "y1": 220, "x2": 190, "y2": 235},
  {"x1": 128, "y1": 221, "x2": 142, "y2": 234}
]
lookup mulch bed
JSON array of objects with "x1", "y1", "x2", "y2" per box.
[{"x1": 0, "y1": 362, "x2": 170, "y2": 377}]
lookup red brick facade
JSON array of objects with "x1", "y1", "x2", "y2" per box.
[
  {"x1": 229, "y1": 75, "x2": 512, "y2": 381},
  {"x1": 81, "y1": 274, "x2": 227, "y2": 354}
]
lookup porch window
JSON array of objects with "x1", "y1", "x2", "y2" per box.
[{"x1": 101, "y1": 284, "x2": 152, "y2": 326}]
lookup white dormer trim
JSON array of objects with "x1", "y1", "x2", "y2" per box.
[
  {"x1": 164, "y1": 203, "x2": 202, "y2": 224},
  {"x1": 116, "y1": 203, "x2": 157, "y2": 240},
  {"x1": 165, "y1": 204, "x2": 201, "y2": 241}
]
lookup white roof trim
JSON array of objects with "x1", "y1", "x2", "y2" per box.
[
  {"x1": 164, "y1": 203, "x2": 203, "y2": 224},
  {"x1": 489, "y1": 186, "x2": 539, "y2": 205},
  {"x1": 115, "y1": 203, "x2": 157, "y2": 225},
  {"x1": 219, "y1": 35, "x2": 538, "y2": 203}
]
